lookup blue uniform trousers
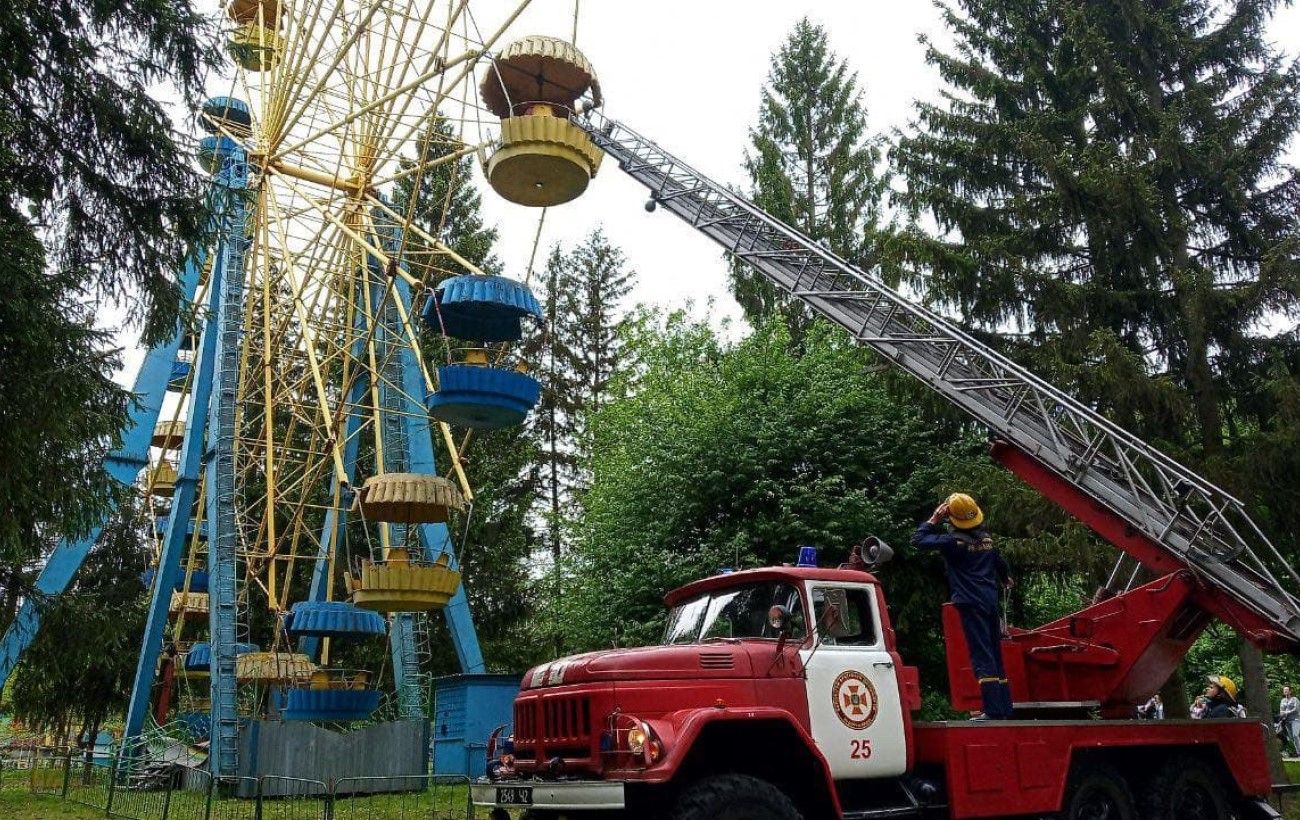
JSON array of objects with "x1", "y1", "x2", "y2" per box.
[{"x1": 956, "y1": 603, "x2": 1014, "y2": 719}]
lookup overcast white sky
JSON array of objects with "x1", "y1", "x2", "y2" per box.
[
  {"x1": 116, "y1": 0, "x2": 1300, "y2": 382},
  {"x1": 476, "y1": 0, "x2": 1300, "y2": 330}
]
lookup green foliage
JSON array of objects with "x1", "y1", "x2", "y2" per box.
[
  {"x1": 551, "y1": 314, "x2": 977, "y2": 689},
  {"x1": 0, "y1": 0, "x2": 215, "y2": 617},
  {"x1": 731, "y1": 18, "x2": 888, "y2": 337},
  {"x1": 9, "y1": 501, "x2": 150, "y2": 741},
  {"x1": 892, "y1": 0, "x2": 1300, "y2": 470},
  {"x1": 1, "y1": 0, "x2": 216, "y2": 342}
]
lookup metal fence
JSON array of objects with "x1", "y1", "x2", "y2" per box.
[{"x1": 0, "y1": 747, "x2": 473, "y2": 820}]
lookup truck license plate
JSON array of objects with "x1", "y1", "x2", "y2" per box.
[{"x1": 497, "y1": 786, "x2": 533, "y2": 806}]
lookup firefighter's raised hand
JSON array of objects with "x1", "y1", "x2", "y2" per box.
[
  {"x1": 929, "y1": 502, "x2": 950, "y2": 525},
  {"x1": 843, "y1": 544, "x2": 868, "y2": 573}
]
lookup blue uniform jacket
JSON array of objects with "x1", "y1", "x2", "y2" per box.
[{"x1": 911, "y1": 522, "x2": 1009, "y2": 610}]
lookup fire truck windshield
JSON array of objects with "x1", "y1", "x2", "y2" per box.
[{"x1": 662, "y1": 581, "x2": 805, "y2": 644}]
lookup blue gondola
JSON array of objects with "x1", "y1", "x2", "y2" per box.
[
  {"x1": 427, "y1": 364, "x2": 541, "y2": 429},
  {"x1": 176, "y1": 712, "x2": 211, "y2": 740},
  {"x1": 422, "y1": 275, "x2": 543, "y2": 343},
  {"x1": 277, "y1": 688, "x2": 380, "y2": 722},
  {"x1": 140, "y1": 567, "x2": 210, "y2": 593},
  {"x1": 184, "y1": 642, "x2": 258, "y2": 672},
  {"x1": 198, "y1": 136, "x2": 241, "y2": 174},
  {"x1": 199, "y1": 97, "x2": 252, "y2": 134},
  {"x1": 169, "y1": 359, "x2": 192, "y2": 388},
  {"x1": 284, "y1": 601, "x2": 386, "y2": 640}
]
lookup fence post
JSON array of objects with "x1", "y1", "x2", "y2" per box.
[
  {"x1": 61, "y1": 748, "x2": 73, "y2": 800},
  {"x1": 162, "y1": 770, "x2": 174, "y2": 820},
  {"x1": 203, "y1": 772, "x2": 214, "y2": 820},
  {"x1": 105, "y1": 752, "x2": 118, "y2": 816},
  {"x1": 254, "y1": 775, "x2": 263, "y2": 820},
  {"x1": 323, "y1": 777, "x2": 335, "y2": 820}
]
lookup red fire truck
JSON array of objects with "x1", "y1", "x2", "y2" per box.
[{"x1": 472, "y1": 112, "x2": 1300, "y2": 819}]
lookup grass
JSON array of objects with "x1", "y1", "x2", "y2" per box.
[
  {"x1": 0, "y1": 791, "x2": 104, "y2": 819},
  {"x1": 0, "y1": 771, "x2": 471, "y2": 819}
]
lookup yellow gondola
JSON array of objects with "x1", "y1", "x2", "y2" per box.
[
  {"x1": 348, "y1": 550, "x2": 461, "y2": 612},
  {"x1": 354, "y1": 473, "x2": 465, "y2": 524}
]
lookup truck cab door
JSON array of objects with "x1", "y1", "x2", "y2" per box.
[{"x1": 799, "y1": 582, "x2": 907, "y2": 779}]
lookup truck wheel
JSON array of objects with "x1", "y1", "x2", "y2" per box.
[
  {"x1": 671, "y1": 773, "x2": 801, "y2": 820},
  {"x1": 1061, "y1": 764, "x2": 1136, "y2": 820},
  {"x1": 1139, "y1": 757, "x2": 1232, "y2": 820}
]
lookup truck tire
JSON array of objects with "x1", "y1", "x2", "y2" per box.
[
  {"x1": 1060, "y1": 763, "x2": 1136, "y2": 820},
  {"x1": 1139, "y1": 756, "x2": 1232, "y2": 820},
  {"x1": 671, "y1": 773, "x2": 802, "y2": 820}
]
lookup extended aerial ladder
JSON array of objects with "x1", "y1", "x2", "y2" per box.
[{"x1": 573, "y1": 111, "x2": 1300, "y2": 685}]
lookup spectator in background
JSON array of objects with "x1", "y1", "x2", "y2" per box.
[
  {"x1": 1138, "y1": 693, "x2": 1164, "y2": 719},
  {"x1": 1191, "y1": 695, "x2": 1208, "y2": 719},
  {"x1": 1279, "y1": 685, "x2": 1299, "y2": 757}
]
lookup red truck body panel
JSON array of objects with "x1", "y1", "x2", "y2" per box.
[{"x1": 913, "y1": 719, "x2": 1273, "y2": 817}]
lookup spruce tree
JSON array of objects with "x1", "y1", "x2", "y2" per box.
[
  {"x1": 394, "y1": 116, "x2": 500, "y2": 280},
  {"x1": 534, "y1": 228, "x2": 636, "y2": 559},
  {"x1": 894, "y1": 0, "x2": 1300, "y2": 749},
  {"x1": 9, "y1": 500, "x2": 150, "y2": 741},
  {"x1": 0, "y1": 0, "x2": 214, "y2": 601},
  {"x1": 732, "y1": 17, "x2": 887, "y2": 337}
]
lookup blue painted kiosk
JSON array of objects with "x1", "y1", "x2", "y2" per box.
[{"x1": 432, "y1": 674, "x2": 521, "y2": 777}]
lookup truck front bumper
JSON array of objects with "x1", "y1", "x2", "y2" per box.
[{"x1": 471, "y1": 779, "x2": 626, "y2": 811}]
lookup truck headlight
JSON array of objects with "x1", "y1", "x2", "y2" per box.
[
  {"x1": 626, "y1": 724, "x2": 647, "y2": 755},
  {"x1": 607, "y1": 714, "x2": 666, "y2": 765}
]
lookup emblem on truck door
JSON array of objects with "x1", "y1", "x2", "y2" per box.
[{"x1": 832, "y1": 670, "x2": 879, "y2": 730}]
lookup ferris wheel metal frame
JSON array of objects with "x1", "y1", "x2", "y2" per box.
[{"x1": 0, "y1": 0, "x2": 579, "y2": 780}]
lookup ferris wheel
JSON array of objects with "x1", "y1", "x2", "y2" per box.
[{"x1": 100, "y1": 0, "x2": 606, "y2": 777}]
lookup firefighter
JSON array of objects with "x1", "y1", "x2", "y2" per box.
[
  {"x1": 1204, "y1": 675, "x2": 1245, "y2": 719},
  {"x1": 912, "y1": 493, "x2": 1014, "y2": 720}
]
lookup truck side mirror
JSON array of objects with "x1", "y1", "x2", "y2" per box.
[{"x1": 767, "y1": 604, "x2": 790, "y2": 634}]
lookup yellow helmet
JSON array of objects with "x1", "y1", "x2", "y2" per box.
[
  {"x1": 1208, "y1": 675, "x2": 1238, "y2": 700},
  {"x1": 946, "y1": 493, "x2": 984, "y2": 529}
]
